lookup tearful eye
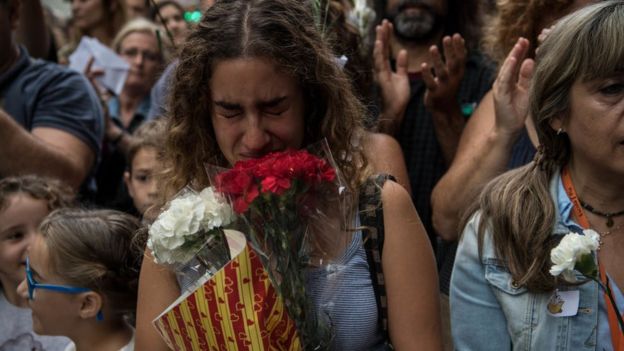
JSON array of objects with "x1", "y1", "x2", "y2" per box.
[{"x1": 264, "y1": 109, "x2": 285, "y2": 116}]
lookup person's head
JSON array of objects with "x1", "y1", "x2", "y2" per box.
[
  {"x1": 17, "y1": 209, "x2": 142, "y2": 336},
  {"x1": 163, "y1": 0, "x2": 367, "y2": 201},
  {"x1": 150, "y1": 0, "x2": 190, "y2": 47},
  {"x1": 471, "y1": 1, "x2": 624, "y2": 293},
  {"x1": 379, "y1": 0, "x2": 482, "y2": 49},
  {"x1": 530, "y1": 0, "x2": 624, "y2": 176},
  {"x1": 125, "y1": 0, "x2": 150, "y2": 19},
  {"x1": 0, "y1": 0, "x2": 18, "y2": 68},
  {"x1": 124, "y1": 118, "x2": 167, "y2": 218},
  {"x1": 482, "y1": 0, "x2": 597, "y2": 65},
  {"x1": 0, "y1": 176, "x2": 74, "y2": 294},
  {"x1": 113, "y1": 18, "x2": 166, "y2": 95},
  {"x1": 70, "y1": 0, "x2": 127, "y2": 44}
]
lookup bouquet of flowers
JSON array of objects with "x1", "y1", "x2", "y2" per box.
[
  {"x1": 550, "y1": 230, "x2": 624, "y2": 333},
  {"x1": 210, "y1": 143, "x2": 351, "y2": 350},
  {"x1": 147, "y1": 186, "x2": 235, "y2": 291}
]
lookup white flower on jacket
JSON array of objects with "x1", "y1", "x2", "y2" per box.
[
  {"x1": 148, "y1": 187, "x2": 234, "y2": 265},
  {"x1": 549, "y1": 229, "x2": 600, "y2": 281}
]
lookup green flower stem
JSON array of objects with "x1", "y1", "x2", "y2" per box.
[
  {"x1": 592, "y1": 277, "x2": 624, "y2": 335},
  {"x1": 245, "y1": 187, "x2": 332, "y2": 350}
]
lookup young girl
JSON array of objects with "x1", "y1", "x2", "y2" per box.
[
  {"x1": 17, "y1": 209, "x2": 143, "y2": 351},
  {"x1": 135, "y1": 0, "x2": 441, "y2": 350},
  {"x1": 0, "y1": 175, "x2": 74, "y2": 350}
]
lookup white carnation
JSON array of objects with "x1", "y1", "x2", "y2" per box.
[
  {"x1": 147, "y1": 187, "x2": 236, "y2": 265},
  {"x1": 549, "y1": 230, "x2": 600, "y2": 281},
  {"x1": 198, "y1": 187, "x2": 234, "y2": 231}
]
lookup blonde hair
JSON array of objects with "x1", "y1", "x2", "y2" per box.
[
  {"x1": 112, "y1": 18, "x2": 168, "y2": 62},
  {"x1": 473, "y1": 1, "x2": 624, "y2": 292},
  {"x1": 39, "y1": 209, "x2": 143, "y2": 316}
]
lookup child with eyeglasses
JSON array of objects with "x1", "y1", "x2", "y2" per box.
[
  {"x1": 17, "y1": 208, "x2": 143, "y2": 351},
  {"x1": 0, "y1": 175, "x2": 75, "y2": 350}
]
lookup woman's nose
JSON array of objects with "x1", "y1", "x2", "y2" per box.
[{"x1": 242, "y1": 118, "x2": 271, "y2": 153}]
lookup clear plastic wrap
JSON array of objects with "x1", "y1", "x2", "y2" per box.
[{"x1": 206, "y1": 139, "x2": 355, "y2": 350}]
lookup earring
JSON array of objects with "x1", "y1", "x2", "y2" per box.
[
  {"x1": 556, "y1": 128, "x2": 565, "y2": 135},
  {"x1": 96, "y1": 310, "x2": 104, "y2": 322}
]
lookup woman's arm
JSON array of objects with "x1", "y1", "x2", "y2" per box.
[
  {"x1": 431, "y1": 38, "x2": 535, "y2": 242},
  {"x1": 381, "y1": 181, "x2": 442, "y2": 350},
  {"x1": 363, "y1": 132, "x2": 412, "y2": 195},
  {"x1": 450, "y1": 215, "x2": 510, "y2": 350},
  {"x1": 135, "y1": 251, "x2": 181, "y2": 351}
]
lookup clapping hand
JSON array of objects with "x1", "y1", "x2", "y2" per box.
[
  {"x1": 492, "y1": 37, "x2": 535, "y2": 137},
  {"x1": 421, "y1": 34, "x2": 467, "y2": 117},
  {"x1": 373, "y1": 19, "x2": 410, "y2": 134}
]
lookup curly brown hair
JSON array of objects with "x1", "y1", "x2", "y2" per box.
[
  {"x1": 161, "y1": 0, "x2": 369, "y2": 202},
  {"x1": 482, "y1": 0, "x2": 587, "y2": 65},
  {"x1": 0, "y1": 175, "x2": 76, "y2": 213}
]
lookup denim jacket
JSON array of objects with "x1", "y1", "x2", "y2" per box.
[{"x1": 450, "y1": 171, "x2": 601, "y2": 351}]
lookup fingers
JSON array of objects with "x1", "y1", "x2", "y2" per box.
[
  {"x1": 537, "y1": 25, "x2": 554, "y2": 45},
  {"x1": 517, "y1": 58, "x2": 535, "y2": 90},
  {"x1": 421, "y1": 62, "x2": 437, "y2": 91},
  {"x1": 442, "y1": 34, "x2": 466, "y2": 74},
  {"x1": 374, "y1": 19, "x2": 393, "y2": 77},
  {"x1": 428, "y1": 45, "x2": 448, "y2": 81},
  {"x1": 496, "y1": 38, "x2": 529, "y2": 91},
  {"x1": 84, "y1": 56, "x2": 94, "y2": 74},
  {"x1": 396, "y1": 49, "x2": 408, "y2": 77}
]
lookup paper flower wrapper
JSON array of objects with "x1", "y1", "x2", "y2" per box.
[{"x1": 153, "y1": 230, "x2": 302, "y2": 351}]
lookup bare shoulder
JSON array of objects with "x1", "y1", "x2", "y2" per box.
[
  {"x1": 380, "y1": 179, "x2": 415, "y2": 216},
  {"x1": 363, "y1": 131, "x2": 401, "y2": 149},
  {"x1": 362, "y1": 132, "x2": 411, "y2": 194}
]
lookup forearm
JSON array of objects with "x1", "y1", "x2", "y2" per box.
[
  {"x1": 431, "y1": 106, "x2": 465, "y2": 165},
  {"x1": 0, "y1": 110, "x2": 85, "y2": 188},
  {"x1": 16, "y1": 0, "x2": 50, "y2": 59},
  {"x1": 135, "y1": 253, "x2": 180, "y2": 351},
  {"x1": 382, "y1": 182, "x2": 442, "y2": 350},
  {"x1": 431, "y1": 127, "x2": 518, "y2": 241}
]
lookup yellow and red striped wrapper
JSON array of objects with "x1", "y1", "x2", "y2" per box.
[{"x1": 153, "y1": 240, "x2": 302, "y2": 351}]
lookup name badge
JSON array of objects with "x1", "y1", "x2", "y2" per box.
[{"x1": 547, "y1": 289, "x2": 580, "y2": 317}]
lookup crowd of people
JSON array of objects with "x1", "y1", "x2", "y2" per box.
[{"x1": 0, "y1": 0, "x2": 622, "y2": 350}]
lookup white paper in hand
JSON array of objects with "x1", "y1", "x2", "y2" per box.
[{"x1": 68, "y1": 37, "x2": 129, "y2": 96}]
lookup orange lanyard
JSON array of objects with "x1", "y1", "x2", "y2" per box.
[{"x1": 561, "y1": 167, "x2": 623, "y2": 350}]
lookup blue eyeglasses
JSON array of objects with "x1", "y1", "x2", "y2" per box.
[{"x1": 25, "y1": 256, "x2": 91, "y2": 301}]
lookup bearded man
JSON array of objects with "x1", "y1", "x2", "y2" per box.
[
  {"x1": 375, "y1": 0, "x2": 495, "y2": 249},
  {"x1": 374, "y1": 2, "x2": 495, "y2": 349}
]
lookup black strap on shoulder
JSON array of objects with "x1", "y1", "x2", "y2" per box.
[{"x1": 359, "y1": 173, "x2": 395, "y2": 346}]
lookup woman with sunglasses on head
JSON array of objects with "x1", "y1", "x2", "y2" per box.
[
  {"x1": 17, "y1": 209, "x2": 143, "y2": 351},
  {"x1": 0, "y1": 175, "x2": 75, "y2": 350}
]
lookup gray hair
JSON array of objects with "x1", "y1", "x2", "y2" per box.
[{"x1": 530, "y1": 0, "x2": 624, "y2": 170}]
